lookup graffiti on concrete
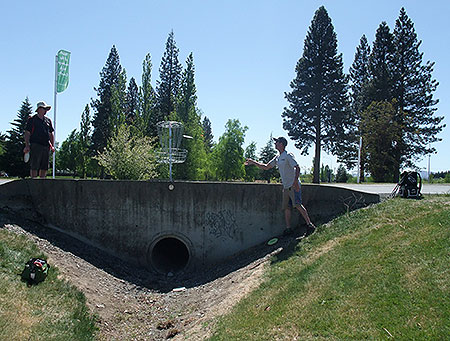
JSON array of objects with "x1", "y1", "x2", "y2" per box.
[
  {"x1": 340, "y1": 193, "x2": 367, "y2": 213},
  {"x1": 204, "y1": 210, "x2": 240, "y2": 239}
]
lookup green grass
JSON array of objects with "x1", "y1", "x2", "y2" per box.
[
  {"x1": 0, "y1": 229, "x2": 97, "y2": 340},
  {"x1": 210, "y1": 195, "x2": 450, "y2": 340}
]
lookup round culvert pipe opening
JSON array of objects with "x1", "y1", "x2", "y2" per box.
[{"x1": 150, "y1": 236, "x2": 190, "y2": 274}]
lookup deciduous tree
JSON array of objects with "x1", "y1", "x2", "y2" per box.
[{"x1": 211, "y1": 119, "x2": 247, "y2": 181}]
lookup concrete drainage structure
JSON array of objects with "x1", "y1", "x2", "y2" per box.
[{"x1": 0, "y1": 179, "x2": 380, "y2": 274}]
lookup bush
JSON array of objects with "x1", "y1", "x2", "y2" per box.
[
  {"x1": 335, "y1": 165, "x2": 349, "y2": 183},
  {"x1": 96, "y1": 124, "x2": 159, "y2": 180}
]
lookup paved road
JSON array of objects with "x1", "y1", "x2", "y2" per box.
[
  {"x1": 327, "y1": 183, "x2": 450, "y2": 195},
  {"x1": 0, "y1": 179, "x2": 13, "y2": 185}
]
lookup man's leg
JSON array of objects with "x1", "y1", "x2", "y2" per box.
[
  {"x1": 296, "y1": 204, "x2": 312, "y2": 225},
  {"x1": 284, "y1": 208, "x2": 291, "y2": 229},
  {"x1": 30, "y1": 170, "x2": 38, "y2": 178},
  {"x1": 296, "y1": 204, "x2": 315, "y2": 236},
  {"x1": 38, "y1": 169, "x2": 47, "y2": 178}
]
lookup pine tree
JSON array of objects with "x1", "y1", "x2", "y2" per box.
[
  {"x1": 390, "y1": 8, "x2": 445, "y2": 181},
  {"x1": 177, "y1": 53, "x2": 197, "y2": 124},
  {"x1": 78, "y1": 105, "x2": 91, "y2": 177},
  {"x1": 361, "y1": 100, "x2": 401, "y2": 182},
  {"x1": 110, "y1": 68, "x2": 127, "y2": 134},
  {"x1": 258, "y1": 134, "x2": 279, "y2": 183},
  {"x1": 126, "y1": 77, "x2": 139, "y2": 122},
  {"x1": 140, "y1": 53, "x2": 157, "y2": 136},
  {"x1": 57, "y1": 129, "x2": 79, "y2": 176},
  {"x1": 282, "y1": 6, "x2": 349, "y2": 184},
  {"x1": 1, "y1": 98, "x2": 33, "y2": 177},
  {"x1": 202, "y1": 116, "x2": 214, "y2": 153},
  {"x1": 173, "y1": 53, "x2": 207, "y2": 180},
  {"x1": 244, "y1": 142, "x2": 260, "y2": 181},
  {"x1": 0, "y1": 133, "x2": 5, "y2": 157},
  {"x1": 156, "y1": 31, "x2": 182, "y2": 119},
  {"x1": 367, "y1": 22, "x2": 395, "y2": 103},
  {"x1": 337, "y1": 35, "x2": 371, "y2": 180},
  {"x1": 91, "y1": 45, "x2": 124, "y2": 156}
]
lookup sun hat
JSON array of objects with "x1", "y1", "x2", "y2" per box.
[
  {"x1": 36, "y1": 101, "x2": 51, "y2": 112},
  {"x1": 273, "y1": 136, "x2": 287, "y2": 147}
]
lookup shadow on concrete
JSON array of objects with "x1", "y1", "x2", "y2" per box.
[{"x1": 0, "y1": 207, "x2": 300, "y2": 293}]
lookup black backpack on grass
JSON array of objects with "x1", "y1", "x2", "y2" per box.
[
  {"x1": 21, "y1": 258, "x2": 50, "y2": 285},
  {"x1": 395, "y1": 171, "x2": 422, "y2": 199}
]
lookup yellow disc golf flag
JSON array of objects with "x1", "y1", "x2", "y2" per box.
[{"x1": 56, "y1": 50, "x2": 71, "y2": 93}]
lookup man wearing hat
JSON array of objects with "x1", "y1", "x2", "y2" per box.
[
  {"x1": 23, "y1": 101, "x2": 55, "y2": 178},
  {"x1": 245, "y1": 136, "x2": 315, "y2": 237}
]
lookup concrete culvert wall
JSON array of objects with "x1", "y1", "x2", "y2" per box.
[
  {"x1": 150, "y1": 236, "x2": 190, "y2": 274},
  {"x1": 0, "y1": 179, "x2": 380, "y2": 273}
]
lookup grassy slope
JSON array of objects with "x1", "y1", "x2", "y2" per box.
[
  {"x1": 0, "y1": 228, "x2": 97, "y2": 340},
  {"x1": 210, "y1": 196, "x2": 450, "y2": 340}
]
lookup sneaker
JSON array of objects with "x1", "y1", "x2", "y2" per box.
[{"x1": 305, "y1": 223, "x2": 316, "y2": 237}]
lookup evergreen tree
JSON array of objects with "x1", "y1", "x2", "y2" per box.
[
  {"x1": 156, "y1": 31, "x2": 182, "y2": 119},
  {"x1": 367, "y1": 22, "x2": 395, "y2": 103},
  {"x1": 140, "y1": 53, "x2": 157, "y2": 136},
  {"x1": 110, "y1": 68, "x2": 127, "y2": 134},
  {"x1": 335, "y1": 164, "x2": 349, "y2": 183},
  {"x1": 1, "y1": 98, "x2": 33, "y2": 177},
  {"x1": 177, "y1": 109, "x2": 209, "y2": 180},
  {"x1": 202, "y1": 116, "x2": 214, "y2": 153},
  {"x1": 337, "y1": 35, "x2": 371, "y2": 180},
  {"x1": 78, "y1": 105, "x2": 92, "y2": 177},
  {"x1": 91, "y1": 45, "x2": 124, "y2": 156},
  {"x1": 177, "y1": 53, "x2": 197, "y2": 124},
  {"x1": 173, "y1": 53, "x2": 207, "y2": 180},
  {"x1": 390, "y1": 8, "x2": 445, "y2": 181},
  {"x1": 211, "y1": 119, "x2": 247, "y2": 181},
  {"x1": 258, "y1": 134, "x2": 279, "y2": 183},
  {"x1": 126, "y1": 77, "x2": 139, "y2": 122},
  {"x1": 320, "y1": 164, "x2": 333, "y2": 183},
  {"x1": 0, "y1": 133, "x2": 5, "y2": 157},
  {"x1": 57, "y1": 129, "x2": 79, "y2": 176},
  {"x1": 244, "y1": 142, "x2": 260, "y2": 181},
  {"x1": 361, "y1": 100, "x2": 401, "y2": 182},
  {"x1": 282, "y1": 6, "x2": 349, "y2": 184}
]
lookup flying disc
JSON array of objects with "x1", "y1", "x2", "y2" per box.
[
  {"x1": 24, "y1": 152, "x2": 30, "y2": 163},
  {"x1": 267, "y1": 238, "x2": 278, "y2": 246}
]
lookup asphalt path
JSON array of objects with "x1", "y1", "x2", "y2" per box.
[
  {"x1": 1, "y1": 178, "x2": 449, "y2": 195},
  {"x1": 327, "y1": 183, "x2": 450, "y2": 195}
]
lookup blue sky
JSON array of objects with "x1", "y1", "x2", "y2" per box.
[{"x1": 1, "y1": 0, "x2": 448, "y2": 173}]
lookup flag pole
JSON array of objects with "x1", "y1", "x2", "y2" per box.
[{"x1": 53, "y1": 53, "x2": 58, "y2": 179}]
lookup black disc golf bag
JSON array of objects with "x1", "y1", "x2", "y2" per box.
[
  {"x1": 21, "y1": 258, "x2": 50, "y2": 284},
  {"x1": 398, "y1": 171, "x2": 422, "y2": 199}
]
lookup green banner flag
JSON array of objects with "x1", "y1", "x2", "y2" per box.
[{"x1": 56, "y1": 50, "x2": 71, "y2": 93}]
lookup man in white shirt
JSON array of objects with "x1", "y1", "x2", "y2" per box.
[{"x1": 245, "y1": 137, "x2": 315, "y2": 236}]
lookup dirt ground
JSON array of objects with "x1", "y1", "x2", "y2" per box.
[{"x1": 0, "y1": 208, "x2": 299, "y2": 340}]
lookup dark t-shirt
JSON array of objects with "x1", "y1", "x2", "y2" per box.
[{"x1": 26, "y1": 115, "x2": 54, "y2": 146}]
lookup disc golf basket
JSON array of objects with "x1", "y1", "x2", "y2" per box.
[{"x1": 156, "y1": 121, "x2": 188, "y2": 182}]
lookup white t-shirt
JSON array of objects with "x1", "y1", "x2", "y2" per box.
[{"x1": 269, "y1": 151, "x2": 298, "y2": 189}]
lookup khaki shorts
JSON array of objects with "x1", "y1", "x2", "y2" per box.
[{"x1": 282, "y1": 186, "x2": 302, "y2": 210}]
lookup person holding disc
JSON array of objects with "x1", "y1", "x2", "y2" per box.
[
  {"x1": 23, "y1": 101, "x2": 55, "y2": 178},
  {"x1": 245, "y1": 136, "x2": 315, "y2": 237}
]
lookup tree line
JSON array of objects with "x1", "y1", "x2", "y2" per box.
[
  {"x1": 283, "y1": 6, "x2": 444, "y2": 183},
  {"x1": 0, "y1": 7, "x2": 445, "y2": 183}
]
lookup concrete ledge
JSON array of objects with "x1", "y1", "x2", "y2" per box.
[{"x1": 0, "y1": 179, "x2": 379, "y2": 274}]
